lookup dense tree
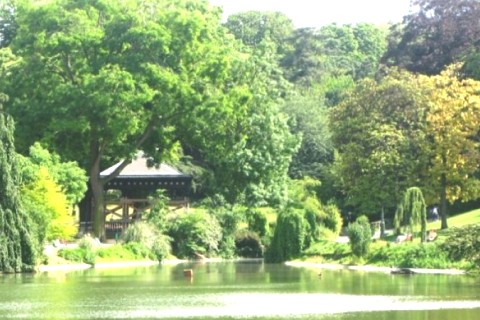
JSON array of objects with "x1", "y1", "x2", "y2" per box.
[
  {"x1": 282, "y1": 90, "x2": 333, "y2": 180},
  {"x1": 1, "y1": 0, "x2": 296, "y2": 238},
  {"x1": 418, "y1": 66, "x2": 480, "y2": 229},
  {"x1": 330, "y1": 70, "x2": 429, "y2": 218},
  {"x1": 18, "y1": 142, "x2": 87, "y2": 205},
  {"x1": 0, "y1": 0, "x2": 16, "y2": 48},
  {"x1": 282, "y1": 24, "x2": 387, "y2": 86},
  {"x1": 383, "y1": 0, "x2": 480, "y2": 75},
  {"x1": 224, "y1": 11, "x2": 294, "y2": 54},
  {"x1": 0, "y1": 99, "x2": 37, "y2": 272}
]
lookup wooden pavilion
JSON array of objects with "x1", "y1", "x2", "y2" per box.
[{"x1": 79, "y1": 153, "x2": 192, "y2": 238}]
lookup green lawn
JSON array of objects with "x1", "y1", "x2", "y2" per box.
[{"x1": 428, "y1": 208, "x2": 480, "y2": 230}]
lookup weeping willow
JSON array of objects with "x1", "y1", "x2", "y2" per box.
[
  {"x1": 0, "y1": 111, "x2": 37, "y2": 273},
  {"x1": 394, "y1": 187, "x2": 427, "y2": 242}
]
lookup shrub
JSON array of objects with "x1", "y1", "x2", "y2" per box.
[
  {"x1": 368, "y1": 243, "x2": 453, "y2": 269},
  {"x1": 322, "y1": 203, "x2": 343, "y2": 237},
  {"x1": 123, "y1": 221, "x2": 157, "y2": 248},
  {"x1": 168, "y1": 211, "x2": 222, "y2": 258},
  {"x1": 58, "y1": 247, "x2": 87, "y2": 263},
  {"x1": 122, "y1": 222, "x2": 171, "y2": 262},
  {"x1": 265, "y1": 208, "x2": 310, "y2": 263},
  {"x1": 235, "y1": 230, "x2": 263, "y2": 258},
  {"x1": 348, "y1": 215, "x2": 372, "y2": 258},
  {"x1": 246, "y1": 208, "x2": 270, "y2": 238},
  {"x1": 440, "y1": 224, "x2": 480, "y2": 268},
  {"x1": 151, "y1": 234, "x2": 171, "y2": 262},
  {"x1": 123, "y1": 242, "x2": 152, "y2": 260}
]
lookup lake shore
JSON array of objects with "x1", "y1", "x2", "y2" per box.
[
  {"x1": 37, "y1": 257, "x2": 466, "y2": 275},
  {"x1": 285, "y1": 261, "x2": 467, "y2": 275}
]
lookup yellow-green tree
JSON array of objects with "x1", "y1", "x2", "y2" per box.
[
  {"x1": 419, "y1": 65, "x2": 480, "y2": 229},
  {"x1": 22, "y1": 167, "x2": 76, "y2": 242}
]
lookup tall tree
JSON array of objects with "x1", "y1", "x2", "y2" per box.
[
  {"x1": 419, "y1": 65, "x2": 480, "y2": 229},
  {"x1": 0, "y1": 97, "x2": 37, "y2": 273},
  {"x1": 383, "y1": 0, "x2": 480, "y2": 75},
  {"x1": 330, "y1": 70, "x2": 429, "y2": 218},
  {"x1": 1, "y1": 0, "x2": 294, "y2": 238}
]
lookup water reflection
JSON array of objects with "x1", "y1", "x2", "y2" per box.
[{"x1": 0, "y1": 261, "x2": 478, "y2": 319}]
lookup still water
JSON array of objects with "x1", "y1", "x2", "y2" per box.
[{"x1": 0, "y1": 261, "x2": 479, "y2": 319}]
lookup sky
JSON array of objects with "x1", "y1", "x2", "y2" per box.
[{"x1": 209, "y1": 0, "x2": 413, "y2": 28}]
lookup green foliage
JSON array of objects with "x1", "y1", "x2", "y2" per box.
[
  {"x1": 281, "y1": 23, "x2": 387, "y2": 86},
  {"x1": 265, "y1": 208, "x2": 310, "y2": 263},
  {"x1": 368, "y1": 243, "x2": 453, "y2": 269},
  {"x1": 287, "y1": 177, "x2": 343, "y2": 240},
  {"x1": 246, "y1": 208, "x2": 270, "y2": 238},
  {"x1": 96, "y1": 245, "x2": 139, "y2": 261},
  {"x1": 0, "y1": 0, "x2": 16, "y2": 48},
  {"x1": 123, "y1": 242, "x2": 152, "y2": 260},
  {"x1": 395, "y1": 187, "x2": 427, "y2": 241},
  {"x1": 21, "y1": 167, "x2": 77, "y2": 242},
  {"x1": 18, "y1": 143, "x2": 87, "y2": 205},
  {"x1": 58, "y1": 235, "x2": 98, "y2": 265},
  {"x1": 123, "y1": 221, "x2": 171, "y2": 262},
  {"x1": 0, "y1": 111, "x2": 37, "y2": 273},
  {"x1": 330, "y1": 71, "x2": 429, "y2": 217},
  {"x1": 440, "y1": 224, "x2": 480, "y2": 268},
  {"x1": 281, "y1": 90, "x2": 334, "y2": 181},
  {"x1": 58, "y1": 247, "x2": 88, "y2": 263},
  {"x1": 0, "y1": 0, "x2": 297, "y2": 238},
  {"x1": 322, "y1": 203, "x2": 343, "y2": 237},
  {"x1": 347, "y1": 215, "x2": 372, "y2": 257},
  {"x1": 235, "y1": 230, "x2": 263, "y2": 258},
  {"x1": 303, "y1": 240, "x2": 350, "y2": 263},
  {"x1": 200, "y1": 195, "x2": 244, "y2": 258},
  {"x1": 168, "y1": 211, "x2": 222, "y2": 259}
]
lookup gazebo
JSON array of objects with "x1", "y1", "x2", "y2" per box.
[{"x1": 79, "y1": 153, "x2": 192, "y2": 238}]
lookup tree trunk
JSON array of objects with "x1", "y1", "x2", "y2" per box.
[
  {"x1": 89, "y1": 144, "x2": 106, "y2": 240},
  {"x1": 440, "y1": 173, "x2": 448, "y2": 230},
  {"x1": 90, "y1": 173, "x2": 105, "y2": 240},
  {"x1": 380, "y1": 206, "x2": 386, "y2": 239}
]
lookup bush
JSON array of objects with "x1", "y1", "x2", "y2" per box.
[
  {"x1": 303, "y1": 240, "x2": 350, "y2": 262},
  {"x1": 368, "y1": 243, "x2": 453, "y2": 269},
  {"x1": 322, "y1": 203, "x2": 343, "y2": 237},
  {"x1": 440, "y1": 224, "x2": 480, "y2": 268},
  {"x1": 151, "y1": 234, "x2": 171, "y2": 262},
  {"x1": 168, "y1": 211, "x2": 222, "y2": 258},
  {"x1": 246, "y1": 209, "x2": 270, "y2": 238},
  {"x1": 265, "y1": 208, "x2": 310, "y2": 263},
  {"x1": 347, "y1": 215, "x2": 372, "y2": 258},
  {"x1": 58, "y1": 247, "x2": 87, "y2": 263},
  {"x1": 235, "y1": 230, "x2": 263, "y2": 258},
  {"x1": 123, "y1": 222, "x2": 157, "y2": 248}
]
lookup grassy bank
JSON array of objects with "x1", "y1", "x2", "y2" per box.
[{"x1": 297, "y1": 209, "x2": 480, "y2": 271}]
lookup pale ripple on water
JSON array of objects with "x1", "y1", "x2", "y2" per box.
[{"x1": 64, "y1": 293, "x2": 480, "y2": 319}]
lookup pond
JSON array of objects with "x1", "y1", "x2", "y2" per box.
[{"x1": 0, "y1": 261, "x2": 479, "y2": 319}]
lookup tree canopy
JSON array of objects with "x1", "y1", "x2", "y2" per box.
[
  {"x1": 383, "y1": 0, "x2": 480, "y2": 75},
  {"x1": 0, "y1": 101, "x2": 37, "y2": 272},
  {"x1": 1, "y1": 0, "x2": 298, "y2": 238}
]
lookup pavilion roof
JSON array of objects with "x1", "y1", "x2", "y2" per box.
[{"x1": 100, "y1": 153, "x2": 188, "y2": 178}]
